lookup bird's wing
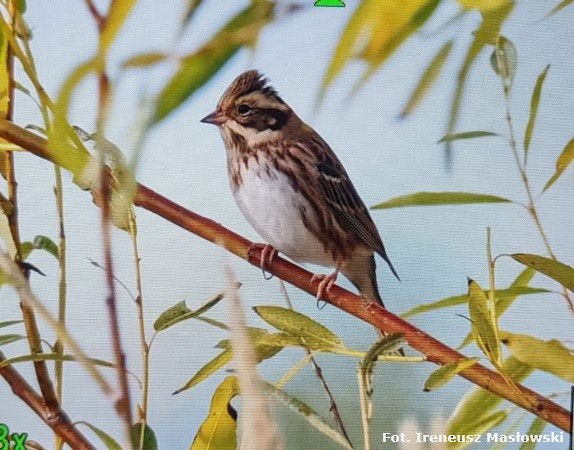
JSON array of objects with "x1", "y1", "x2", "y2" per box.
[{"x1": 314, "y1": 148, "x2": 400, "y2": 280}]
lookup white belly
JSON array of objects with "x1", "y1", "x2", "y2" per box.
[{"x1": 232, "y1": 160, "x2": 333, "y2": 267}]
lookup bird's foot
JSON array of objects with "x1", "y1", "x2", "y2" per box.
[
  {"x1": 248, "y1": 243, "x2": 277, "y2": 280},
  {"x1": 310, "y1": 269, "x2": 339, "y2": 300}
]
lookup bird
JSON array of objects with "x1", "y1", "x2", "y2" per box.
[{"x1": 201, "y1": 70, "x2": 399, "y2": 308}]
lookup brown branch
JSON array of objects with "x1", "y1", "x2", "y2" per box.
[
  {"x1": 0, "y1": 119, "x2": 571, "y2": 433},
  {"x1": 0, "y1": 350, "x2": 95, "y2": 449}
]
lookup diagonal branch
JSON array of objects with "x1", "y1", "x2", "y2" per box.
[{"x1": 0, "y1": 119, "x2": 571, "y2": 433}]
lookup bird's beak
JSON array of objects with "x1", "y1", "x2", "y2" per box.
[{"x1": 200, "y1": 110, "x2": 226, "y2": 126}]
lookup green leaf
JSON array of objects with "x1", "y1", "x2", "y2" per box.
[
  {"x1": 131, "y1": 423, "x2": 158, "y2": 450},
  {"x1": 154, "y1": 292, "x2": 226, "y2": 332},
  {"x1": 216, "y1": 328, "x2": 286, "y2": 361},
  {"x1": 519, "y1": 417, "x2": 548, "y2": 450},
  {"x1": 437, "y1": 131, "x2": 499, "y2": 143},
  {"x1": 263, "y1": 381, "x2": 354, "y2": 450},
  {"x1": 424, "y1": 358, "x2": 479, "y2": 392},
  {"x1": 122, "y1": 52, "x2": 169, "y2": 68},
  {"x1": 98, "y1": 0, "x2": 137, "y2": 56},
  {"x1": 446, "y1": 357, "x2": 532, "y2": 448},
  {"x1": 0, "y1": 320, "x2": 23, "y2": 329},
  {"x1": 524, "y1": 65, "x2": 550, "y2": 157},
  {"x1": 77, "y1": 421, "x2": 122, "y2": 450},
  {"x1": 190, "y1": 376, "x2": 239, "y2": 450},
  {"x1": 458, "y1": 0, "x2": 512, "y2": 11},
  {"x1": 400, "y1": 41, "x2": 453, "y2": 118},
  {"x1": 0, "y1": 334, "x2": 26, "y2": 346},
  {"x1": 500, "y1": 331, "x2": 574, "y2": 383},
  {"x1": 443, "y1": 1, "x2": 514, "y2": 166},
  {"x1": 543, "y1": 137, "x2": 574, "y2": 192},
  {"x1": 253, "y1": 306, "x2": 343, "y2": 351},
  {"x1": 402, "y1": 286, "x2": 546, "y2": 318},
  {"x1": 467, "y1": 279, "x2": 501, "y2": 366},
  {"x1": 153, "y1": 1, "x2": 274, "y2": 123},
  {"x1": 490, "y1": 35, "x2": 517, "y2": 91},
  {"x1": 546, "y1": 0, "x2": 574, "y2": 18},
  {"x1": 174, "y1": 349, "x2": 232, "y2": 394},
  {"x1": 372, "y1": 192, "x2": 512, "y2": 209},
  {"x1": 0, "y1": 353, "x2": 115, "y2": 370},
  {"x1": 511, "y1": 253, "x2": 574, "y2": 292}
]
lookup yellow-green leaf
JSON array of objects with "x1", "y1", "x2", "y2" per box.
[
  {"x1": 438, "y1": 131, "x2": 500, "y2": 143},
  {"x1": 524, "y1": 65, "x2": 549, "y2": 157},
  {"x1": 154, "y1": 292, "x2": 226, "y2": 332},
  {"x1": 122, "y1": 52, "x2": 169, "y2": 68},
  {"x1": 446, "y1": 357, "x2": 532, "y2": 449},
  {"x1": 402, "y1": 286, "x2": 546, "y2": 318},
  {"x1": 546, "y1": 0, "x2": 574, "y2": 18},
  {"x1": 78, "y1": 421, "x2": 122, "y2": 450},
  {"x1": 424, "y1": 358, "x2": 479, "y2": 392},
  {"x1": 500, "y1": 331, "x2": 574, "y2": 383},
  {"x1": 0, "y1": 320, "x2": 23, "y2": 329},
  {"x1": 263, "y1": 381, "x2": 354, "y2": 450},
  {"x1": 320, "y1": 0, "x2": 439, "y2": 102},
  {"x1": 0, "y1": 334, "x2": 26, "y2": 346},
  {"x1": 443, "y1": 1, "x2": 514, "y2": 166},
  {"x1": 511, "y1": 253, "x2": 574, "y2": 292},
  {"x1": 174, "y1": 350, "x2": 232, "y2": 394},
  {"x1": 401, "y1": 40, "x2": 453, "y2": 117},
  {"x1": 153, "y1": 1, "x2": 274, "y2": 123},
  {"x1": 372, "y1": 192, "x2": 512, "y2": 209},
  {"x1": 543, "y1": 137, "x2": 574, "y2": 192},
  {"x1": 191, "y1": 376, "x2": 239, "y2": 450},
  {"x1": 253, "y1": 306, "x2": 343, "y2": 351},
  {"x1": 519, "y1": 417, "x2": 548, "y2": 450},
  {"x1": 458, "y1": 0, "x2": 511, "y2": 11},
  {"x1": 99, "y1": 0, "x2": 137, "y2": 56},
  {"x1": 468, "y1": 279, "x2": 501, "y2": 366}
]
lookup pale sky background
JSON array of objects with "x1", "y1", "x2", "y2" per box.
[{"x1": 1, "y1": 1, "x2": 573, "y2": 449}]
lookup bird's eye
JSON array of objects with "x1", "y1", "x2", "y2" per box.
[{"x1": 237, "y1": 104, "x2": 252, "y2": 115}]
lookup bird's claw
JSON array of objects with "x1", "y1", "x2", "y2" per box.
[
  {"x1": 248, "y1": 243, "x2": 277, "y2": 280},
  {"x1": 310, "y1": 270, "x2": 339, "y2": 300}
]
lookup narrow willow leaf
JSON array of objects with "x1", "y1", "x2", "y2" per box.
[
  {"x1": 78, "y1": 421, "x2": 122, "y2": 450},
  {"x1": 490, "y1": 35, "x2": 517, "y2": 90},
  {"x1": 546, "y1": 0, "x2": 574, "y2": 18},
  {"x1": 447, "y1": 357, "x2": 532, "y2": 446},
  {"x1": 253, "y1": 306, "x2": 343, "y2": 351},
  {"x1": 437, "y1": 131, "x2": 499, "y2": 143},
  {"x1": 524, "y1": 65, "x2": 550, "y2": 157},
  {"x1": 181, "y1": 0, "x2": 205, "y2": 31},
  {"x1": 402, "y1": 286, "x2": 546, "y2": 318},
  {"x1": 0, "y1": 334, "x2": 26, "y2": 346},
  {"x1": 154, "y1": 292, "x2": 225, "y2": 332},
  {"x1": 174, "y1": 349, "x2": 232, "y2": 394},
  {"x1": 543, "y1": 137, "x2": 574, "y2": 192},
  {"x1": 99, "y1": 0, "x2": 137, "y2": 56},
  {"x1": 32, "y1": 235, "x2": 59, "y2": 258},
  {"x1": 449, "y1": 411, "x2": 507, "y2": 450},
  {"x1": 372, "y1": 191, "x2": 512, "y2": 209},
  {"x1": 153, "y1": 1, "x2": 274, "y2": 123},
  {"x1": 400, "y1": 40, "x2": 453, "y2": 117},
  {"x1": 130, "y1": 423, "x2": 158, "y2": 450},
  {"x1": 191, "y1": 376, "x2": 239, "y2": 450},
  {"x1": 0, "y1": 320, "x2": 23, "y2": 329},
  {"x1": 216, "y1": 328, "x2": 287, "y2": 361},
  {"x1": 0, "y1": 353, "x2": 115, "y2": 369},
  {"x1": 519, "y1": 417, "x2": 548, "y2": 450},
  {"x1": 264, "y1": 381, "x2": 354, "y2": 450},
  {"x1": 511, "y1": 253, "x2": 574, "y2": 292},
  {"x1": 467, "y1": 279, "x2": 501, "y2": 366},
  {"x1": 500, "y1": 331, "x2": 574, "y2": 383},
  {"x1": 424, "y1": 358, "x2": 479, "y2": 392},
  {"x1": 458, "y1": 0, "x2": 511, "y2": 11},
  {"x1": 122, "y1": 52, "x2": 169, "y2": 68},
  {"x1": 444, "y1": 2, "x2": 514, "y2": 166}
]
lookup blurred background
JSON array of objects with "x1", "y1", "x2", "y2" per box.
[{"x1": 1, "y1": 1, "x2": 572, "y2": 448}]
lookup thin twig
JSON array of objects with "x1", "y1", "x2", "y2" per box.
[{"x1": 278, "y1": 281, "x2": 352, "y2": 446}]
